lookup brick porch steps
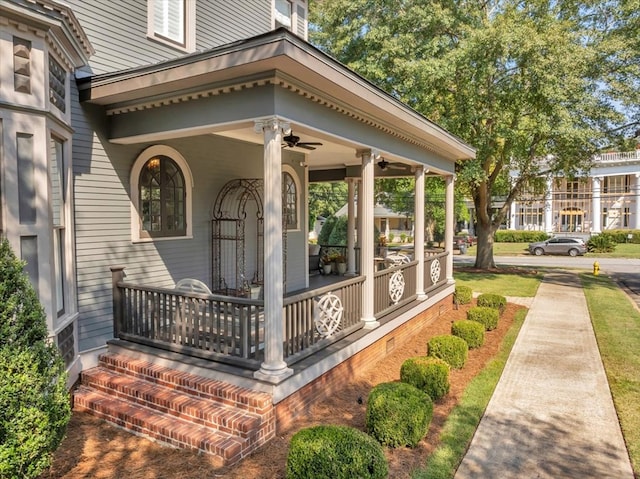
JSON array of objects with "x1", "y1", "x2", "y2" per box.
[{"x1": 73, "y1": 352, "x2": 275, "y2": 467}]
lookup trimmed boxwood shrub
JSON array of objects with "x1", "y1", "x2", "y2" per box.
[
  {"x1": 0, "y1": 238, "x2": 71, "y2": 478},
  {"x1": 427, "y1": 335, "x2": 469, "y2": 369},
  {"x1": 400, "y1": 356, "x2": 450, "y2": 401},
  {"x1": 286, "y1": 425, "x2": 388, "y2": 479},
  {"x1": 467, "y1": 306, "x2": 500, "y2": 331},
  {"x1": 451, "y1": 320, "x2": 485, "y2": 349},
  {"x1": 454, "y1": 285, "x2": 473, "y2": 305},
  {"x1": 477, "y1": 293, "x2": 507, "y2": 313},
  {"x1": 366, "y1": 382, "x2": 433, "y2": 448}
]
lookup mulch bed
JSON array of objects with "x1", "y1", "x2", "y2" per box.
[{"x1": 41, "y1": 301, "x2": 524, "y2": 479}]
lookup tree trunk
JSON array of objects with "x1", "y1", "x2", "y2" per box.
[{"x1": 474, "y1": 218, "x2": 497, "y2": 269}]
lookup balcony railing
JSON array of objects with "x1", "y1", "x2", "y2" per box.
[{"x1": 594, "y1": 151, "x2": 640, "y2": 163}]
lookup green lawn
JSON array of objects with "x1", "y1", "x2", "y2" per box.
[
  {"x1": 582, "y1": 273, "x2": 640, "y2": 477},
  {"x1": 454, "y1": 271, "x2": 543, "y2": 297},
  {"x1": 466, "y1": 242, "x2": 640, "y2": 259},
  {"x1": 417, "y1": 272, "x2": 639, "y2": 478},
  {"x1": 414, "y1": 307, "x2": 528, "y2": 479}
]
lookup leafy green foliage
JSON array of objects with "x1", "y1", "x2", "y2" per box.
[
  {"x1": 467, "y1": 306, "x2": 500, "y2": 331},
  {"x1": 400, "y1": 356, "x2": 451, "y2": 401},
  {"x1": 586, "y1": 234, "x2": 617, "y2": 253},
  {"x1": 286, "y1": 425, "x2": 388, "y2": 479},
  {"x1": 310, "y1": 0, "x2": 631, "y2": 269},
  {"x1": 427, "y1": 335, "x2": 469, "y2": 369},
  {"x1": 494, "y1": 231, "x2": 549, "y2": 243},
  {"x1": 477, "y1": 293, "x2": 507, "y2": 313},
  {"x1": 327, "y1": 215, "x2": 348, "y2": 246},
  {"x1": 0, "y1": 238, "x2": 71, "y2": 478},
  {"x1": 454, "y1": 285, "x2": 473, "y2": 305},
  {"x1": 452, "y1": 320, "x2": 485, "y2": 349},
  {"x1": 595, "y1": 230, "x2": 640, "y2": 244},
  {"x1": 317, "y1": 216, "x2": 337, "y2": 245},
  {"x1": 366, "y1": 382, "x2": 433, "y2": 448},
  {"x1": 308, "y1": 182, "x2": 347, "y2": 230}
]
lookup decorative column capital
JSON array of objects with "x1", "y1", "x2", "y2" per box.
[
  {"x1": 254, "y1": 117, "x2": 290, "y2": 134},
  {"x1": 356, "y1": 148, "x2": 381, "y2": 160}
]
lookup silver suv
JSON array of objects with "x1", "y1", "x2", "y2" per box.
[{"x1": 528, "y1": 237, "x2": 587, "y2": 257}]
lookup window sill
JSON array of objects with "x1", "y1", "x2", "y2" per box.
[{"x1": 132, "y1": 235, "x2": 193, "y2": 244}]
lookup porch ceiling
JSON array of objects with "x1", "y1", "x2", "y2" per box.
[{"x1": 78, "y1": 29, "x2": 475, "y2": 173}]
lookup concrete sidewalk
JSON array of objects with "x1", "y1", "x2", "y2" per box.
[{"x1": 455, "y1": 272, "x2": 634, "y2": 478}]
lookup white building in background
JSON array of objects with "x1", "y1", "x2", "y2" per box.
[{"x1": 510, "y1": 150, "x2": 640, "y2": 234}]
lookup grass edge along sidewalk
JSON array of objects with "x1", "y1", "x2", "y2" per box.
[
  {"x1": 413, "y1": 307, "x2": 527, "y2": 479},
  {"x1": 582, "y1": 273, "x2": 640, "y2": 478}
]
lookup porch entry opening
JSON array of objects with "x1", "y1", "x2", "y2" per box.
[
  {"x1": 211, "y1": 178, "x2": 287, "y2": 297},
  {"x1": 560, "y1": 208, "x2": 583, "y2": 232}
]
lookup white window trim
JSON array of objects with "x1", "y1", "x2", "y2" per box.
[
  {"x1": 130, "y1": 145, "x2": 193, "y2": 243},
  {"x1": 147, "y1": 0, "x2": 196, "y2": 53},
  {"x1": 273, "y1": 0, "x2": 307, "y2": 38},
  {"x1": 47, "y1": 121, "x2": 77, "y2": 328},
  {"x1": 282, "y1": 164, "x2": 301, "y2": 232}
]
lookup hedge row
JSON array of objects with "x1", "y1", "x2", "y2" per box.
[
  {"x1": 287, "y1": 291, "x2": 509, "y2": 476},
  {"x1": 494, "y1": 230, "x2": 549, "y2": 243}
]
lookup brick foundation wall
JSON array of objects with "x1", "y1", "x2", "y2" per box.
[{"x1": 275, "y1": 295, "x2": 453, "y2": 432}]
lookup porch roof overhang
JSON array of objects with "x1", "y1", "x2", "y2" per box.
[{"x1": 78, "y1": 29, "x2": 475, "y2": 173}]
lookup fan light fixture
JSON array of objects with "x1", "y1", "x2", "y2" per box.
[{"x1": 282, "y1": 131, "x2": 323, "y2": 150}]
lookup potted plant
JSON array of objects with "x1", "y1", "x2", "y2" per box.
[
  {"x1": 334, "y1": 254, "x2": 347, "y2": 275},
  {"x1": 321, "y1": 254, "x2": 333, "y2": 275}
]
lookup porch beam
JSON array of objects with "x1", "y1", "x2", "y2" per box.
[
  {"x1": 414, "y1": 166, "x2": 427, "y2": 299},
  {"x1": 346, "y1": 178, "x2": 357, "y2": 276},
  {"x1": 358, "y1": 149, "x2": 379, "y2": 328},
  {"x1": 253, "y1": 117, "x2": 293, "y2": 383},
  {"x1": 445, "y1": 175, "x2": 455, "y2": 283}
]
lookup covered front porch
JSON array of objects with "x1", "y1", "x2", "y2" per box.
[{"x1": 79, "y1": 28, "x2": 473, "y2": 392}]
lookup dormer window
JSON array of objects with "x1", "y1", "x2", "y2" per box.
[
  {"x1": 275, "y1": 0, "x2": 292, "y2": 30},
  {"x1": 148, "y1": 0, "x2": 195, "y2": 52}
]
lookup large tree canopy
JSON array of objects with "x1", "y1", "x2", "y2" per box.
[{"x1": 310, "y1": 0, "x2": 633, "y2": 268}]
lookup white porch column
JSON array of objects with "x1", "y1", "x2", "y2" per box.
[
  {"x1": 633, "y1": 174, "x2": 640, "y2": 229},
  {"x1": 358, "y1": 149, "x2": 378, "y2": 329},
  {"x1": 356, "y1": 179, "x2": 362, "y2": 273},
  {"x1": 346, "y1": 178, "x2": 357, "y2": 276},
  {"x1": 253, "y1": 118, "x2": 293, "y2": 383},
  {"x1": 544, "y1": 177, "x2": 554, "y2": 233},
  {"x1": 592, "y1": 176, "x2": 602, "y2": 233},
  {"x1": 510, "y1": 200, "x2": 518, "y2": 229},
  {"x1": 445, "y1": 175, "x2": 455, "y2": 283},
  {"x1": 414, "y1": 166, "x2": 427, "y2": 299}
]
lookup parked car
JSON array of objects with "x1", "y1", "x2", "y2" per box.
[{"x1": 528, "y1": 237, "x2": 587, "y2": 256}]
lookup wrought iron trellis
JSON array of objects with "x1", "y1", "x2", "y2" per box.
[{"x1": 211, "y1": 178, "x2": 288, "y2": 297}]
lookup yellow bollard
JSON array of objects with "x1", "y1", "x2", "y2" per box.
[{"x1": 593, "y1": 261, "x2": 600, "y2": 276}]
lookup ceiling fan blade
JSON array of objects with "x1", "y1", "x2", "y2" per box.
[
  {"x1": 298, "y1": 144, "x2": 317, "y2": 150},
  {"x1": 298, "y1": 142, "x2": 323, "y2": 146}
]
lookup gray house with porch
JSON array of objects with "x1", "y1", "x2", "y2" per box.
[{"x1": 0, "y1": 0, "x2": 474, "y2": 466}]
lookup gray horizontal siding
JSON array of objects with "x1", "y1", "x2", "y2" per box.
[
  {"x1": 67, "y1": 0, "x2": 276, "y2": 75},
  {"x1": 196, "y1": 1, "x2": 271, "y2": 50}
]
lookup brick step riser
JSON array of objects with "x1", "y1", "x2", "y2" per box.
[
  {"x1": 73, "y1": 388, "x2": 250, "y2": 467},
  {"x1": 98, "y1": 353, "x2": 271, "y2": 414},
  {"x1": 81, "y1": 370, "x2": 263, "y2": 439}
]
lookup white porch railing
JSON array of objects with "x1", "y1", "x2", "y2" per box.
[{"x1": 110, "y1": 252, "x2": 450, "y2": 369}]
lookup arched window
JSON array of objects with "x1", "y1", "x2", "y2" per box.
[
  {"x1": 131, "y1": 145, "x2": 193, "y2": 241},
  {"x1": 282, "y1": 168, "x2": 299, "y2": 230}
]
